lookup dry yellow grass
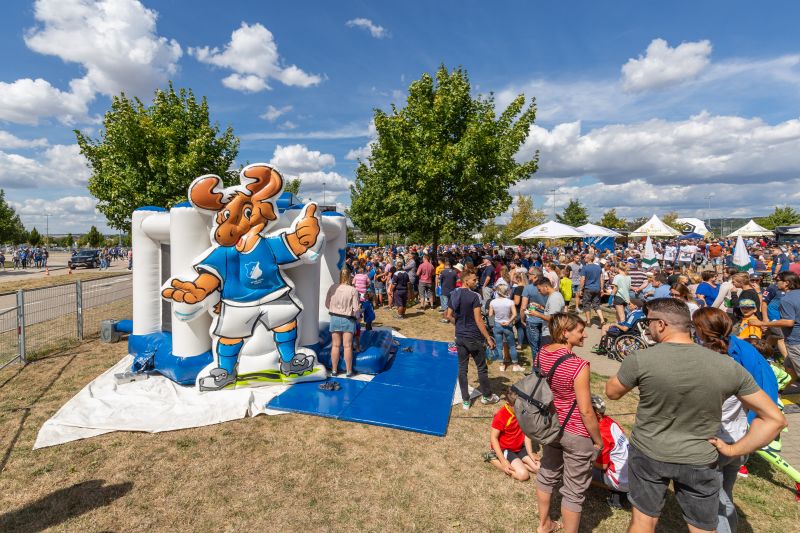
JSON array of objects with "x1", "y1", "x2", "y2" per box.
[{"x1": 0, "y1": 304, "x2": 798, "y2": 531}]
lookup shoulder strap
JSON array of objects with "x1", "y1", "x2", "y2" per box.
[{"x1": 546, "y1": 353, "x2": 575, "y2": 383}]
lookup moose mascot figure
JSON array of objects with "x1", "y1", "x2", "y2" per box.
[{"x1": 162, "y1": 163, "x2": 324, "y2": 391}]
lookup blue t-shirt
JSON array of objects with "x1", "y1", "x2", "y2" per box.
[
  {"x1": 695, "y1": 282, "x2": 719, "y2": 307},
  {"x1": 780, "y1": 289, "x2": 800, "y2": 344},
  {"x1": 581, "y1": 263, "x2": 602, "y2": 291},
  {"x1": 763, "y1": 284, "x2": 785, "y2": 321},
  {"x1": 521, "y1": 283, "x2": 547, "y2": 324},
  {"x1": 651, "y1": 284, "x2": 671, "y2": 299},
  {"x1": 196, "y1": 235, "x2": 297, "y2": 303}
]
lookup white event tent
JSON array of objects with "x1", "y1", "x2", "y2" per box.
[
  {"x1": 517, "y1": 220, "x2": 586, "y2": 240},
  {"x1": 576, "y1": 223, "x2": 623, "y2": 238},
  {"x1": 629, "y1": 215, "x2": 681, "y2": 237},
  {"x1": 727, "y1": 219, "x2": 773, "y2": 238}
]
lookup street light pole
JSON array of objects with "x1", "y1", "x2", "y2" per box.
[
  {"x1": 550, "y1": 188, "x2": 558, "y2": 218},
  {"x1": 322, "y1": 181, "x2": 327, "y2": 206},
  {"x1": 704, "y1": 193, "x2": 714, "y2": 232}
]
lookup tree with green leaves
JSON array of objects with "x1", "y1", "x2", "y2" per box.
[
  {"x1": 556, "y1": 199, "x2": 589, "y2": 227},
  {"x1": 349, "y1": 65, "x2": 539, "y2": 255},
  {"x1": 76, "y1": 83, "x2": 240, "y2": 231},
  {"x1": 502, "y1": 194, "x2": 545, "y2": 242},
  {"x1": 284, "y1": 178, "x2": 302, "y2": 196},
  {"x1": 84, "y1": 226, "x2": 104, "y2": 248},
  {"x1": 0, "y1": 189, "x2": 27, "y2": 244},
  {"x1": 28, "y1": 227, "x2": 42, "y2": 247},
  {"x1": 757, "y1": 206, "x2": 800, "y2": 230},
  {"x1": 480, "y1": 220, "x2": 503, "y2": 243},
  {"x1": 661, "y1": 211, "x2": 684, "y2": 232},
  {"x1": 627, "y1": 217, "x2": 649, "y2": 232},
  {"x1": 596, "y1": 208, "x2": 627, "y2": 231}
]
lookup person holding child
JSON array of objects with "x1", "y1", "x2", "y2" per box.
[{"x1": 484, "y1": 386, "x2": 541, "y2": 480}]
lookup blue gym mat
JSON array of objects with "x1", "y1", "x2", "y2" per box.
[{"x1": 267, "y1": 338, "x2": 458, "y2": 436}]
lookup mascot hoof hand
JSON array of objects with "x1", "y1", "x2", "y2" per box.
[
  {"x1": 198, "y1": 368, "x2": 237, "y2": 391},
  {"x1": 280, "y1": 355, "x2": 314, "y2": 377}
]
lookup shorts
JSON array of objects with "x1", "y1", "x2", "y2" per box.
[
  {"x1": 213, "y1": 293, "x2": 301, "y2": 338},
  {"x1": 374, "y1": 281, "x2": 386, "y2": 295},
  {"x1": 711, "y1": 257, "x2": 723, "y2": 266},
  {"x1": 393, "y1": 290, "x2": 408, "y2": 308},
  {"x1": 613, "y1": 296, "x2": 628, "y2": 306},
  {"x1": 785, "y1": 343, "x2": 800, "y2": 374},
  {"x1": 419, "y1": 282, "x2": 433, "y2": 300},
  {"x1": 484, "y1": 447, "x2": 529, "y2": 463},
  {"x1": 329, "y1": 314, "x2": 357, "y2": 334},
  {"x1": 581, "y1": 290, "x2": 601, "y2": 310},
  {"x1": 627, "y1": 444, "x2": 719, "y2": 531}
]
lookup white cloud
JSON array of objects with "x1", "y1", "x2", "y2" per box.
[
  {"x1": 345, "y1": 145, "x2": 372, "y2": 160},
  {"x1": 260, "y1": 104, "x2": 293, "y2": 122},
  {"x1": 345, "y1": 18, "x2": 389, "y2": 39},
  {"x1": 0, "y1": 0, "x2": 181, "y2": 125},
  {"x1": 14, "y1": 195, "x2": 109, "y2": 234},
  {"x1": 190, "y1": 22, "x2": 321, "y2": 92},
  {"x1": 0, "y1": 144, "x2": 90, "y2": 189},
  {"x1": 0, "y1": 77, "x2": 94, "y2": 125},
  {"x1": 0, "y1": 130, "x2": 48, "y2": 149},
  {"x1": 269, "y1": 144, "x2": 335, "y2": 174},
  {"x1": 621, "y1": 38, "x2": 712, "y2": 92},
  {"x1": 24, "y1": 0, "x2": 182, "y2": 97},
  {"x1": 516, "y1": 112, "x2": 800, "y2": 186},
  {"x1": 293, "y1": 171, "x2": 353, "y2": 199},
  {"x1": 278, "y1": 121, "x2": 298, "y2": 130},
  {"x1": 15, "y1": 195, "x2": 97, "y2": 216}
]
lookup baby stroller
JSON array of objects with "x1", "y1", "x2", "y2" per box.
[{"x1": 596, "y1": 314, "x2": 653, "y2": 362}]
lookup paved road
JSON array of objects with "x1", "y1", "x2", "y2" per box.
[{"x1": 0, "y1": 275, "x2": 131, "y2": 333}]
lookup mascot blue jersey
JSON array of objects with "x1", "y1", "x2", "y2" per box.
[{"x1": 196, "y1": 234, "x2": 298, "y2": 303}]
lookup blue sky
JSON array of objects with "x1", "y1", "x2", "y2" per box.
[{"x1": 2, "y1": 0, "x2": 800, "y2": 234}]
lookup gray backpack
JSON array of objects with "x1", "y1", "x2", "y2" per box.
[{"x1": 512, "y1": 352, "x2": 577, "y2": 446}]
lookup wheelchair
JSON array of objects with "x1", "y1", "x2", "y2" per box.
[{"x1": 596, "y1": 319, "x2": 654, "y2": 362}]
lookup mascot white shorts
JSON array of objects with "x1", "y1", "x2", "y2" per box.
[{"x1": 213, "y1": 293, "x2": 302, "y2": 338}]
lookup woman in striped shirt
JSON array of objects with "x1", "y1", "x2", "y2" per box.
[{"x1": 535, "y1": 313, "x2": 604, "y2": 533}]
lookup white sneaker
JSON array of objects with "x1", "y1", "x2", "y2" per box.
[
  {"x1": 512, "y1": 364, "x2": 524, "y2": 372},
  {"x1": 481, "y1": 393, "x2": 501, "y2": 405}
]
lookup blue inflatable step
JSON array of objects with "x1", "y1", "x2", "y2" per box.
[{"x1": 317, "y1": 329, "x2": 396, "y2": 375}]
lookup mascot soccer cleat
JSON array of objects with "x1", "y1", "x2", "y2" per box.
[
  {"x1": 280, "y1": 355, "x2": 315, "y2": 376},
  {"x1": 199, "y1": 368, "x2": 237, "y2": 391}
]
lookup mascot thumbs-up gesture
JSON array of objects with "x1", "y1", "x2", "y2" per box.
[{"x1": 162, "y1": 163, "x2": 324, "y2": 391}]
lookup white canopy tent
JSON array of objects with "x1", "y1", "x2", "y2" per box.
[
  {"x1": 576, "y1": 223, "x2": 623, "y2": 238},
  {"x1": 629, "y1": 215, "x2": 681, "y2": 237},
  {"x1": 727, "y1": 219, "x2": 774, "y2": 238},
  {"x1": 517, "y1": 220, "x2": 586, "y2": 240}
]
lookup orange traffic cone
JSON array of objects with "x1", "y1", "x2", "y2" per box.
[{"x1": 45, "y1": 267, "x2": 49, "y2": 276}]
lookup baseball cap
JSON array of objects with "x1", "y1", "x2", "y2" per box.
[
  {"x1": 738, "y1": 298, "x2": 757, "y2": 308},
  {"x1": 591, "y1": 395, "x2": 606, "y2": 415},
  {"x1": 454, "y1": 263, "x2": 464, "y2": 272}
]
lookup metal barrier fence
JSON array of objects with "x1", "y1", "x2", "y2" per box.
[{"x1": 0, "y1": 274, "x2": 132, "y2": 367}]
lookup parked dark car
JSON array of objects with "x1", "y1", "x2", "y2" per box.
[{"x1": 68, "y1": 249, "x2": 101, "y2": 269}]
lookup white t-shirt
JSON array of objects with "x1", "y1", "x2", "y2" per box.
[
  {"x1": 679, "y1": 244, "x2": 698, "y2": 263},
  {"x1": 664, "y1": 246, "x2": 677, "y2": 262},
  {"x1": 490, "y1": 297, "x2": 515, "y2": 324}
]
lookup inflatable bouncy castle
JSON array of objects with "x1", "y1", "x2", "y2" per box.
[{"x1": 126, "y1": 163, "x2": 347, "y2": 390}]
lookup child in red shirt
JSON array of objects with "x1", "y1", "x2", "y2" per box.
[
  {"x1": 590, "y1": 395, "x2": 630, "y2": 509},
  {"x1": 483, "y1": 387, "x2": 540, "y2": 480}
]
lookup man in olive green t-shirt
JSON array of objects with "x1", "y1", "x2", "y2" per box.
[{"x1": 605, "y1": 298, "x2": 786, "y2": 533}]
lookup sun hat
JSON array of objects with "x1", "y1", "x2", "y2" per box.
[{"x1": 454, "y1": 263, "x2": 464, "y2": 272}]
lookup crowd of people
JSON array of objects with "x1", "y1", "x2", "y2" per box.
[
  {"x1": 338, "y1": 235, "x2": 799, "y2": 532},
  {"x1": 0, "y1": 246, "x2": 49, "y2": 269}
]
